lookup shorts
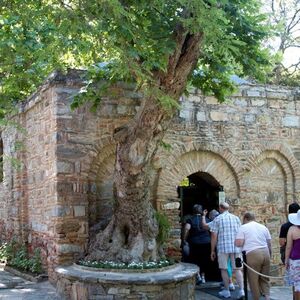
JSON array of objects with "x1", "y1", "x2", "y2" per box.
[{"x1": 218, "y1": 252, "x2": 243, "y2": 270}]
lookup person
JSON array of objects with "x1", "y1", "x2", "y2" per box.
[
  {"x1": 183, "y1": 204, "x2": 210, "y2": 284},
  {"x1": 208, "y1": 209, "x2": 220, "y2": 221},
  {"x1": 235, "y1": 212, "x2": 272, "y2": 300},
  {"x1": 279, "y1": 203, "x2": 300, "y2": 264},
  {"x1": 204, "y1": 209, "x2": 234, "y2": 290},
  {"x1": 203, "y1": 202, "x2": 244, "y2": 299},
  {"x1": 285, "y1": 209, "x2": 300, "y2": 300}
]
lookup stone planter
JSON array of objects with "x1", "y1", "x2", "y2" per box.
[{"x1": 56, "y1": 262, "x2": 198, "y2": 300}]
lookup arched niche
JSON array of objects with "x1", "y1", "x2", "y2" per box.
[
  {"x1": 242, "y1": 149, "x2": 299, "y2": 264},
  {"x1": 88, "y1": 143, "x2": 116, "y2": 231}
]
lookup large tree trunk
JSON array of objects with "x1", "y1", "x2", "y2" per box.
[{"x1": 87, "y1": 27, "x2": 203, "y2": 263}]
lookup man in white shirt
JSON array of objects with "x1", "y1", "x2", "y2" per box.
[{"x1": 235, "y1": 212, "x2": 272, "y2": 300}]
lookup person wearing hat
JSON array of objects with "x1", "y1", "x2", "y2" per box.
[
  {"x1": 285, "y1": 209, "x2": 300, "y2": 300},
  {"x1": 279, "y1": 203, "x2": 300, "y2": 264}
]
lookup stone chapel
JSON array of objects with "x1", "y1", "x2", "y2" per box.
[{"x1": 0, "y1": 70, "x2": 299, "y2": 279}]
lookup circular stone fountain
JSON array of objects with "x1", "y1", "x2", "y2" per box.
[{"x1": 56, "y1": 262, "x2": 198, "y2": 299}]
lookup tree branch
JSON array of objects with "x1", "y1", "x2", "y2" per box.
[{"x1": 156, "y1": 22, "x2": 203, "y2": 98}]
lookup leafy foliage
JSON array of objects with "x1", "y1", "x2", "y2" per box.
[
  {"x1": 0, "y1": 241, "x2": 43, "y2": 274},
  {"x1": 0, "y1": 0, "x2": 273, "y2": 114},
  {"x1": 155, "y1": 211, "x2": 171, "y2": 244},
  {"x1": 266, "y1": 0, "x2": 300, "y2": 85},
  {"x1": 0, "y1": 242, "x2": 14, "y2": 263}
]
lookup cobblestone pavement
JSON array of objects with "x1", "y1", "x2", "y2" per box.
[
  {"x1": 195, "y1": 282, "x2": 293, "y2": 300},
  {"x1": 0, "y1": 270, "x2": 60, "y2": 300}
]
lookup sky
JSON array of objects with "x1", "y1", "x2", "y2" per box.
[{"x1": 264, "y1": 0, "x2": 300, "y2": 70}]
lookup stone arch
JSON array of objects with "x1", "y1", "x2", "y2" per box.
[
  {"x1": 156, "y1": 148, "x2": 241, "y2": 214},
  {"x1": 244, "y1": 145, "x2": 300, "y2": 204},
  {"x1": 87, "y1": 138, "x2": 116, "y2": 229},
  {"x1": 242, "y1": 147, "x2": 300, "y2": 263}
]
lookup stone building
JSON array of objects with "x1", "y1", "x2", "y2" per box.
[{"x1": 0, "y1": 70, "x2": 299, "y2": 279}]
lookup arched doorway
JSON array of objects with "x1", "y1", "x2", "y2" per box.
[{"x1": 178, "y1": 171, "x2": 222, "y2": 282}]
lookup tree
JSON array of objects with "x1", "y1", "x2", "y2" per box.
[
  {"x1": 0, "y1": 0, "x2": 272, "y2": 263},
  {"x1": 267, "y1": 0, "x2": 300, "y2": 85}
]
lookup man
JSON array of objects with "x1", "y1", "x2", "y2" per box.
[
  {"x1": 235, "y1": 212, "x2": 272, "y2": 300},
  {"x1": 203, "y1": 202, "x2": 244, "y2": 299},
  {"x1": 279, "y1": 203, "x2": 300, "y2": 264}
]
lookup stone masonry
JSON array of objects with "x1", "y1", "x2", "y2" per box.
[
  {"x1": 55, "y1": 263, "x2": 198, "y2": 300},
  {"x1": 0, "y1": 70, "x2": 299, "y2": 279}
]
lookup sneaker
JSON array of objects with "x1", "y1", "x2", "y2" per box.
[
  {"x1": 220, "y1": 283, "x2": 235, "y2": 291},
  {"x1": 218, "y1": 289, "x2": 231, "y2": 298},
  {"x1": 236, "y1": 289, "x2": 245, "y2": 299}
]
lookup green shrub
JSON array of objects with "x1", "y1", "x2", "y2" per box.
[
  {"x1": 0, "y1": 239, "x2": 18, "y2": 263},
  {"x1": 155, "y1": 211, "x2": 171, "y2": 245},
  {"x1": 10, "y1": 246, "x2": 30, "y2": 271},
  {"x1": 0, "y1": 241, "x2": 43, "y2": 274},
  {"x1": 0, "y1": 243, "x2": 9, "y2": 263},
  {"x1": 28, "y1": 248, "x2": 42, "y2": 274}
]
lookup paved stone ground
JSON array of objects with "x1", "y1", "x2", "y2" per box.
[
  {"x1": 0, "y1": 269, "x2": 293, "y2": 300},
  {"x1": 195, "y1": 283, "x2": 293, "y2": 300},
  {"x1": 0, "y1": 270, "x2": 60, "y2": 300}
]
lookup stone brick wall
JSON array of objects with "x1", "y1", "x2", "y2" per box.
[
  {"x1": 56, "y1": 263, "x2": 198, "y2": 300},
  {"x1": 0, "y1": 71, "x2": 299, "y2": 276},
  {"x1": 156, "y1": 85, "x2": 300, "y2": 263}
]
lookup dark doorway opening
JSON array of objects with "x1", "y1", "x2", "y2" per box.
[
  {"x1": 179, "y1": 171, "x2": 221, "y2": 220},
  {"x1": 178, "y1": 171, "x2": 222, "y2": 282}
]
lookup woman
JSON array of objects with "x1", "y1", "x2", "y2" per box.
[
  {"x1": 183, "y1": 204, "x2": 210, "y2": 284},
  {"x1": 285, "y1": 209, "x2": 300, "y2": 300}
]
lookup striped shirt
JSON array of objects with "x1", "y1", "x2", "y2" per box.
[{"x1": 209, "y1": 211, "x2": 241, "y2": 254}]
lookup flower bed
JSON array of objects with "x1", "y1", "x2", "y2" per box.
[{"x1": 77, "y1": 259, "x2": 173, "y2": 270}]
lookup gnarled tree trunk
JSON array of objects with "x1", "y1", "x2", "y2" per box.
[{"x1": 87, "y1": 26, "x2": 203, "y2": 263}]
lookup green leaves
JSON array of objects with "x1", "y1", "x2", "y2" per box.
[
  {"x1": 155, "y1": 211, "x2": 171, "y2": 245},
  {"x1": 0, "y1": 0, "x2": 274, "y2": 114}
]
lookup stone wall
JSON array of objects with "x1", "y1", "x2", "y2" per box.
[
  {"x1": 0, "y1": 71, "x2": 299, "y2": 276},
  {"x1": 0, "y1": 74, "x2": 77, "y2": 273},
  {"x1": 56, "y1": 263, "x2": 198, "y2": 300},
  {"x1": 156, "y1": 85, "x2": 300, "y2": 263}
]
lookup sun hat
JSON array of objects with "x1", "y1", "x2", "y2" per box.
[{"x1": 288, "y1": 209, "x2": 300, "y2": 225}]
